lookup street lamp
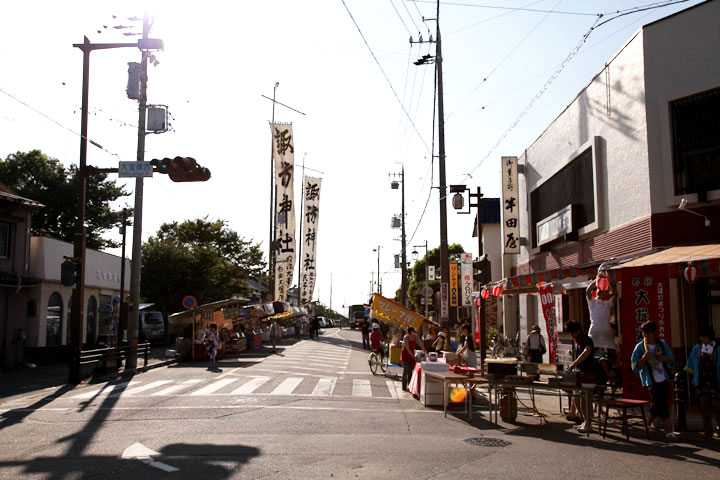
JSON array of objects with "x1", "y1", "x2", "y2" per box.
[
  {"x1": 373, "y1": 246, "x2": 381, "y2": 295},
  {"x1": 68, "y1": 26, "x2": 163, "y2": 383},
  {"x1": 678, "y1": 198, "x2": 710, "y2": 227}
]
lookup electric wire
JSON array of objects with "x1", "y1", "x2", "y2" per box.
[
  {"x1": 411, "y1": 0, "x2": 433, "y2": 34},
  {"x1": 0, "y1": 86, "x2": 124, "y2": 161},
  {"x1": 340, "y1": 0, "x2": 430, "y2": 152},
  {"x1": 388, "y1": 0, "x2": 414, "y2": 36},
  {"x1": 446, "y1": 0, "x2": 546, "y2": 36},
  {"x1": 400, "y1": 0, "x2": 422, "y2": 34},
  {"x1": 412, "y1": 0, "x2": 599, "y2": 16}
]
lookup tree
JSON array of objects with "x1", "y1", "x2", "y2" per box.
[
  {"x1": 141, "y1": 218, "x2": 266, "y2": 316},
  {"x1": 406, "y1": 243, "x2": 466, "y2": 313},
  {"x1": 0, "y1": 150, "x2": 130, "y2": 249},
  {"x1": 312, "y1": 302, "x2": 342, "y2": 321}
]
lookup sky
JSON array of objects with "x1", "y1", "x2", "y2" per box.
[{"x1": 0, "y1": 0, "x2": 705, "y2": 313}]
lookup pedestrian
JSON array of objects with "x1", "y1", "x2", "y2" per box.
[
  {"x1": 587, "y1": 271, "x2": 619, "y2": 366},
  {"x1": 203, "y1": 323, "x2": 220, "y2": 366},
  {"x1": 361, "y1": 318, "x2": 371, "y2": 350},
  {"x1": 310, "y1": 315, "x2": 320, "y2": 340},
  {"x1": 401, "y1": 327, "x2": 419, "y2": 391},
  {"x1": 631, "y1": 321, "x2": 676, "y2": 440},
  {"x1": 566, "y1": 321, "x2": 595, "y2": 433},
  {"x1": 457, "y1": 324, "x2": 477, "y2": 368},
  {"x1": 432, "y1": 331, "x2": 447, "y2": 353},
  {"x1": 269, "y1": 320, "x2": 279, "y2": 354},
  {"x1": 523, "y1": 325, "x2": 547, "y2": 363},
  {"x1": 684, "y1": 326, "x2": 720, "y2": 439},
  {"x1": 295, "y1": 316, "x2": 302, "y2": 339}
]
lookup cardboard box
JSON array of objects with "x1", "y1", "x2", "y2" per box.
[{"x1": 389, "y1": 345, "x2": 402, "y2": 365}]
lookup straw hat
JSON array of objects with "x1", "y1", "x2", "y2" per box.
[
  {"x1": 438, "y1": 331, "x2": 446, "y2": 337},
  {"x1": 530, "y1": 325, "x2": 541, "y2": 333}
]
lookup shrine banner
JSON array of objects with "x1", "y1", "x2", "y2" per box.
[
  {"x1": 370, "y1": 294, "x2": 425, "y2": 332},
  {"x1": 538, "y1": 283, "x2": 558, "y2": 363},
  {"x1": 271, "y1": 122, "x2": 296, "y2": 301},
  {"x1": 620, "y1": 265, "x2": 671, "y2": 400},
  {"x1": 501, "y1": 156, "x2": 520, "y2": 254},
  {"x1": 300, "y1": 177, "x2": 321, "y2": 304}
]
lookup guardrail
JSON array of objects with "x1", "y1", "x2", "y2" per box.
[{"x1": 79, "y1": 343, "x2": 151, "y2": 370}]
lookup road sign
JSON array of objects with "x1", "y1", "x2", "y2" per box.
[
  {"x1": 182, "y1": 295, "x2": 197, "y2": 309},
  {"x1": 422, "y1": 285, "x2": 434, "y2": 298},
  {"x1": 119, "y1": 161, "x2": 153, "y2": 178}
]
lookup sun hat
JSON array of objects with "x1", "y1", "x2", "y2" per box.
[
  {"x1": 530, "y1": 325, "x2": 541, "y2": 333},
  {"x1": 438, "y1": 331, "x2": 446, "y2": 337},
  {"x1": 372, "y1": 323, "x2": 380, "y2": 329}
]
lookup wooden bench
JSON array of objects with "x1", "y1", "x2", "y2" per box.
[{"x1": 601, "y1": 398, "x2": 650, "y2": 441}]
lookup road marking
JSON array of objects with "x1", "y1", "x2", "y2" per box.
[
  {"x1": 190, "y1": 378, "x2": 237, "y2": 396},
  {"x1": 352, "y1": 379, "x2": 372, "y2": 397},
  {"x1": 122, "y1": 442, "x2": 179, "y2": 473},
  {"x1": 2, "y1": 404, "x2": 435, "y2": 414},
  {"x1": 150, "y1": 379, "x2": 202, "y2": 396},
  {"x1": 270, "y1": 377, "x2": 304, "y2": 395},
  {"x1": 231, "y1": 377, "x2": 271, "y2": 395},
  {"x1": 110, "y1": 380, "x2": 172, "y2": 397},
  {"x1": 71, "y1": 381, "x2": 139, "y2": 399},
  {"x1": 386, "y1": 380, "x2": 398, "y2": 399},
  {"x1": 311, "y1": 377, "x2": 337, "y2": 396}
]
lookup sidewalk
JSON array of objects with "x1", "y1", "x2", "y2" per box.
[{"x1": 0, "y1": 346, "x2": 178, "y2": 403}]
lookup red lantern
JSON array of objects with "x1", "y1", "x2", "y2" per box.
[
  {"x1": 481, "y1": 288, "x2": 490, "y2": 299},
  {"x1": 592, "y1": 290, "x2": 598, "y2": 299},
  {"x1": 596, "y1": 276, "x2": 610, "y2": 291},
  {"x1": 684, "y1": 264, "x2": 699, "y2": 283},
  {"x1": 492, "y1": 285, "x2": 503, "y2": 297},
  {"x1": 474, "y1": 297, "x2": 481, "y2": 307}
]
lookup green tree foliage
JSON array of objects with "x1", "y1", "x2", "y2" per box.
[
  {"x1": 406, "y1": 243, "x2": 466, "y2": 313},
  {"x1": 141, "y1": 218, "x2": 266, "y2": 315},
  {"x1": 312, "y1": 302, "x2": 342, "y2": 320},
  {"x1": 0, "y1": 150, "x2": 129, "y2": 249}
]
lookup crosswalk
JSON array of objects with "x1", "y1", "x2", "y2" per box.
[{"x1": 70, "y1": 376, "x2": 412, "y2": 400}]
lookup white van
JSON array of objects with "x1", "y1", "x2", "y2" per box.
[{"x1": 138, "y1": 311, "x2": 165, "y2": 343}]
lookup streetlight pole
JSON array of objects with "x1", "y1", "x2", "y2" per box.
[
  {"x1": 373, "y1": 246, "x2": 381, "y2": 294},
  {"x1": 390, "y1": 167, "x2": 408, "y2": 307},
  {"x1": 268, "y1": 82, "x2": 279, "y2": 301},
  {"x1": 413, "y1": 241, "x2": 429, "y2": 319}
]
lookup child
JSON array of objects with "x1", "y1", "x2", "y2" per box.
[{"x1": 684, "y1": 326, "x2": 720, "y2": 439}]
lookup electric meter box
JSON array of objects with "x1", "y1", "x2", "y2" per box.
[{"x1": 147, "y1": 106, "x2": 168, "y2": 132}]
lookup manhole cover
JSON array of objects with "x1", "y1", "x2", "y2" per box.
[{"x1": 462, "y1": 437, "x2": 511, "y2": 447}]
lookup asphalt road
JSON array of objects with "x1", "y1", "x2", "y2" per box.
[{"x1": 1, "y1": 328, "x2": 719, "y2": 479}]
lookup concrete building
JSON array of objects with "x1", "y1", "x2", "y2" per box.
[{"x1": 497, "y1": 0, "x2": 720, "y2": 375}]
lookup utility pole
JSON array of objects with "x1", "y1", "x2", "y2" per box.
[
  {"x1": 474, "y1": 188, "x2": 486, "y2": 368},
  {"x1": 126, "y1": 11, "x2": 151, "y2": 369},
  {"x1": 119, "y1": 208, "x2": 128, "y2": 342},
  {"x1": 373, "y1": 246, "x2": 381, "y2": 294},
  {"x1": 390, "y1": 167, "x2": 408, "y2": 307},
  {"x1": 329, "y1": 272, "x2": 333, "y2": 310}
]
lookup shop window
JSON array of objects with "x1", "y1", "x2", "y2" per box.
[
  {"x1": 0, "y1": 223, "x2": 9, "y2": 259},
  {"x1": 46, "y1": 292, "x2": 63, "y2": 346},
  {"x1": 529, "y1": 148, "x2": 595, "y2": 248},
  {"x1": 86, "y1": 296, "x2": 97, "y2": 346},
  {"x1": 671, "y1": 86, "x2": 720, "y2": 199}
]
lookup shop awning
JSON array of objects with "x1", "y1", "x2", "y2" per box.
[{"x1": 612, "y1": 244, "x2": 720, "y2": 269}]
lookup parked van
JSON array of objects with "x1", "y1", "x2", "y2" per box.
[{"x1": 138, "y1": 311, "x2": 165, "y2": 343}]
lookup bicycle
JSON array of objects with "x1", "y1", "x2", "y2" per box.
[{"x1": 368, "y1": 343, "x2": 389, "y2": 375}]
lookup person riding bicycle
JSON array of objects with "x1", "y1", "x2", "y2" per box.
[{"x1": 369, "y1": 322, "x2": 385, "y2": 359}]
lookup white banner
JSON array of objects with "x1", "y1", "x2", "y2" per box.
[
  {"x1": 300, "y1": 177, "x2": 321, "y2": 304},
  {"x1": 501, "y1": 156, "x2": 520, "y2": 254},
  {"x1": 461, "y1": 252, "x2": 473, "y2": 306},
  {"x1": 272, "y1": 123, "x2": 296, "y2": 301}
]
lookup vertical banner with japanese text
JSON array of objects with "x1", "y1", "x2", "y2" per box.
[
  {"x1": 461, "y1": 253, "x2": 473, "y2": 306},
  {"x1": 449, "y1": 261, "x2": 459, "y2": 307},
  {"x1": 472, "y1": 295, "x2": 481, "y2": 345},
  {"x1": 620, "y1": 265, "x2": 671, "y2": 400},
  {"x1": 271, "y1": 122, "x2": 295, "y2": 301},
  {"x1": 300, "y1": 177, "x2": 321, "y2": 304},
  {"x1": 501, "y1": 156, "x2": 520, "y2": 254},
  {"x1": 538, "y1": 283, "x2": 558, "y2": 363}
]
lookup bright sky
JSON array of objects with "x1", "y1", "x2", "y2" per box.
[{"x1": 0, "y1": 0, "x2": 703, "y2": 313}]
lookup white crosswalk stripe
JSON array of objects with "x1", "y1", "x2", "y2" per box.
[
  {"x1": 352, "y1": 379, "x2": 372, "y2": 397},
  {"x1": 71, "y1": 381, "x2": 139, "y2": 399},
  {"x1": 231, "y1": 377, "x2": 271, "y2": 394},
  {"x1": 109, "y1": 380, "x2": 172, "y2": 397},
  {"x1": 311, "y1": 377, "x2": 337, "y2": 396},
  {"x1": 190, "y1": 378, "x2": 237, "y2": 396},
  {"x1": 150, "y1": 379, "x2": 202, "y2": 396},
  {"x1": 270, "y1": 377, "x2": 304, "y2": 395}
]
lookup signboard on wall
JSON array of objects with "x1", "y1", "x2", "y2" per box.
[
  {"x1": 501, "y1": 156, "x2": 520, "y2": 254},
  {"x1": 461, "y1": 253, "x2": 473, "y2": 306},
  {"x1": 449, "y1": 261, "x2": 459, "y2": 307}
]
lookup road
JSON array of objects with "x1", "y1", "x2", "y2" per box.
[{"x1": 1, "y1": 328, "x2": 719, "y2": 479}]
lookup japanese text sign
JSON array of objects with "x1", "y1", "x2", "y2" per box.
[
  {"x1": 501, "y1": 156, "x2": 520, "y2": 254},
  {"x1": 449, "y1": 261, "x2": 459, "y2": 307},
  {"x1": 538, "y1": 283, "x2": 558, "y2": 364},
  {"x1": 300, "y1": 177, "x2": 321, "y2": 304},
  {"x1": 119, "y1": 161, "x2": 153, "y2": 178},
  {"x1": 461, "y1": 253, "x2": 473, "y2": 306},
  {"x1": 271, "y1": 122, "x2": 296, "y2": 301},
  {"x1": 370, "y1": 294, "x2": 425, "y2": 331}
]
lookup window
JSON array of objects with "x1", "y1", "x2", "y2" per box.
[
  {"x1": 46, "y1": 292, "x2": 63, "y2": 346},
  {"x1": 86, "y1": 296, "x2": 97, "y2": 346},
  {"x1": 530, "y1": 148, "x2": 595, "y2": 248},
  {"x1": 0, "y1": 223, "x2": 9, "y2": 259},
  {"x1": 671, "y1": 86, "x2": 720, "y2": 198}
]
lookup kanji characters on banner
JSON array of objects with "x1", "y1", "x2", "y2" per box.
[
  {"x1": 271, "y1": 122, "x2": 296, "y2": 301},
  {"x1": 538, "y1": 283, "x2": 558, "y2": 364},
  {"x1": 300, "y1": 177, "x2": 322, "y2": 303}
]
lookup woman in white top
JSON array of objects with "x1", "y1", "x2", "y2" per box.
[
  {"x1": 586, "y1": 271, "x2": 618, "y2": 351},
  {"x1": 524, "y1": 325, "x2": 546, "y2": 363}
]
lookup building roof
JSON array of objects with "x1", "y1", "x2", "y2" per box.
[{"x1": 0, "y1": 188, "x2": 44, "y2": 209}]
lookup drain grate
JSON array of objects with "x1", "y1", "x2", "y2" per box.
[{"x1": 462, "y1": 437, "x2": 511, "y2": 447}]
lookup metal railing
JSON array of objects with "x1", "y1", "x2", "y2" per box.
[{"x1": 79, "y1": 343, "x2": 151, "y2": 370}]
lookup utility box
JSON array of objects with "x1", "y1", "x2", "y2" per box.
[
  {"x1": 146, "y1": 106, "x2": 168, "y2": 132},
  {"x1": 126, "y1": 62, "x2": 141, "y2": 100}
]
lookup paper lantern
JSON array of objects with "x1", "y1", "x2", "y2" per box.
[
  {"x1": 492, "y1": 285, "x2": 503, "y2": 297},
  {"x1": 480, "y1": 288, "x2": 490, "y2": 299},
  {"x1": 684, "y1": 264, "x2": 699, "y2": 283},
  {"x1": 596, "y1": 276, "x2": 610, "y2": 291},
  {"x1": 474, "y1": 297, "x2": 481, "y2": 307}
]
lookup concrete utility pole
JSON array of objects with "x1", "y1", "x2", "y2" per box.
[
  {"x1": 390, "y1": 167, "x2": 408, "y2": 307},
  {"x1": 126, "y1": 11, "x2": 151, "y2": 369}
]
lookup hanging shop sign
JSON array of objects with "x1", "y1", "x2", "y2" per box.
[
  {"x1": 441, "y1": 282, "x2": 449, "y2": 323},
  {"x1": 501, "y1": 156, "x2": 520, "y2": 254},
  {"x1": 537, "y1": 283, "x2": 558, "y2": 364},
  {"x1": 300, "y1": 177, "x2": 322, "y2": 303},
  {"x1": 620, "y1": 265, "x2": 671, "y2": 400},
  {"x1": 461, "y1": 253, "x2": 473, "y2": 306},
  {"x1": 370, "y1": 294, "x2": 425, "y2": 331},
  {"x1": 449, "y1": 261, "x2": 459, "y2": 307},
  {"x1": 271, "y1": 122, "x2": 296, "y2": 301}
]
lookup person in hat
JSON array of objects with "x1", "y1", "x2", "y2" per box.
[
  {"x1": 369, "y1": 322, "x2": 385, "y2": 361},
  {"x1": 523, "y1": 325, "x2": 547, "y2": 364},
  {"x1": 203, "y1": 323, "x2": 220, "y2": 366},
  {"x1": 432, "y1": 330, "x2": 448, "y2": 353},
  {"x1": 684, "y1": 326, "x2": 720, "y2": 439}
]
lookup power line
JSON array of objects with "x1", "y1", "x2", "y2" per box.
[
  {"x1": 412, "y1": 0, "x2": 599, "y2": 16},
  {"x1": 400, "y1": 0, "x2": 422, "y2": 34},
  {"x1": 340, "y1": 0, "x2": 430, "y2": 152},
  {"x1": 388, "y1": 0, "x2": 413, "y2": 36},
  {"x1": 446, "y1": 0, "x2": 547, "y2": 36}
]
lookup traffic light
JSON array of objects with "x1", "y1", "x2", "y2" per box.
[
  {"x1": 473, "y1": 256, "x2": 491, "y2": 284},
  {"x1": 151, "y1": 157, "x2": 211, "y2": 182},
  {"x1": 61, "y1": 259, "x2": 80, "y2": 287}
]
